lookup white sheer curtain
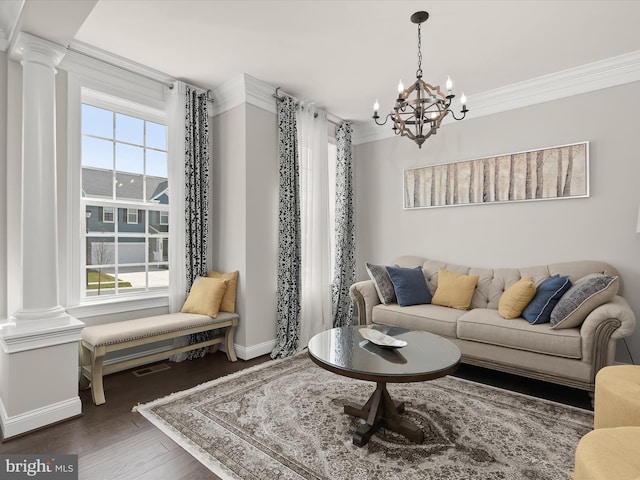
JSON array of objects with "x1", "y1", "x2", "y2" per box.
[
  {"x1": 167, "y1": 81, "x2": 187, "y2": 313},
  {"x1": 298, "y1": 102, "x2": 331, "y2": 350}
]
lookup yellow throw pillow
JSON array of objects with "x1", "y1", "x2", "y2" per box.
[
  {"x1": 498, "y1": 277, "x2": 537, "y2": 319},
  {"x1": 181, "y1": 277, "x2": 228, "y2": 318},
  {"x1": 432, "y1": 269, "x2": 479, "y2": 310},
  {"x1": 208, "y1": 270, "x2": 239, "y2": 313}
]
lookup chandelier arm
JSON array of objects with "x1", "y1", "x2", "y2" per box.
[
  {"x1": 373, "y1": 113, "x2": 393, "y2": 126},
  {"x1": 449, "y1": 109, "x2": 469, "y2": 121}
]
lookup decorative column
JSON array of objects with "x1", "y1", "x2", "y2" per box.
[{"x1": 0, "y1": 33, "x2": 84, "y2": 439}]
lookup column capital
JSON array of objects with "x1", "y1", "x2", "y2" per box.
[{"x1": 12, "y1": 32, "x2": 67, "y2": 69}]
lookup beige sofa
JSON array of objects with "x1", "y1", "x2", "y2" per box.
[{"x1": 349, "y1": 256, "x2": 636, "y2": 393}]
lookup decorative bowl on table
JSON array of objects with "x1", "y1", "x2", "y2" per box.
[{"x1": 359, "y1": 328, "x2": 407, "y2": 348}]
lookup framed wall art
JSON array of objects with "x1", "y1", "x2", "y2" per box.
[{"x1": 404, "y1": 142, "x2": 589, "y2": 209}]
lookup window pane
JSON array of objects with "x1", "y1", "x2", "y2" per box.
[
  {"x1": 116, "y1": 143, "x2": 144, "y2": 174},
  {"x1": 82, "y1": 136, "x2": 113, "y2": 170},
  {"x1": 86, "y1": 236, "x2": 115, "y2": 266},
  {"x1": 86, "y1": 266, "x2": 120, "y2": 296},
  {"x1": 149, "y1": 237, "x2": 168, "y2": 263},
  {"x1": 116, "y1": 113, "x2": 144, "y2": 145},
  {"x1": 115, "y1": 173, "x2": 144, "y2": 202},
  {"x1": 146, "y1": 149, "x2": 167, "y2": 178},
  {"x1": 149, "y1": 210, "x2": 169, "y2": 233},
  {"x1": 146, "y1": 121, "x2": 167, "y2": 150},
  {"x1": 117, "y1": 237, "x2": 145, "y2": 264},
  {"x1": 82, "y1": 167, "x2": 114, "y2": 200},
  {"x1": 147, "y1": 176, "x2": 168, "y2": 202},
  {"x1": 118, "y1": 208, "x2": 145, "y2": 233},
  {"x1": 149, "y1": 262, "x2": 169, "y2": 289},
  {"x1": 82, "y1": 104, "x2": 113, "y2": 139},
  {"x1": 118, "y1": 265, "x2": 146, "y2": 293}
]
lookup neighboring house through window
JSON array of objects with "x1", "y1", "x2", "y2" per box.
[{"x1": 81, "y1": 99, "x2": 169, "y2": 298}]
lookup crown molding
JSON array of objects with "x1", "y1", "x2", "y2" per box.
[
  {"x1": 209, "y1": 73, "x2": 278, "y2": 117},
  {"x1": 0, "y1": 0, "x2": 24, "y2": 53},
  {"x1": 352, "y1": 49, "x2": 640, "y2": 145}
]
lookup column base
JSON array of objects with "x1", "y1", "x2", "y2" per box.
[{"x1": 0, "y1": 314, "x2": 84, "y2": 439}]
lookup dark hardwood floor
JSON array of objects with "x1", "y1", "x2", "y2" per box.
[
  {"x1": 0, "y1": 351, "x2": 593, "y2": 479},
  {"x1": 0, "y1": 351, "x2": 269, "y2": 480}
]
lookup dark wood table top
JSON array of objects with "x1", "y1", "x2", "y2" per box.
[{"x1": 307, "y1": 325, "x2": 461, "y2": 384}]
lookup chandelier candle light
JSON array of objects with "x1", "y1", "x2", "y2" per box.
[{"x1": 373, "y1": 11, "x2": 468, "y2": 148}]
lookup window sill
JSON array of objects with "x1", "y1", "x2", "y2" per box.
[{"x1": 66, "y1": 293, "x2": 169, "y2": 320}]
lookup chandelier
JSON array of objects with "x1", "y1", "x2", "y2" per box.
[{"x1": 373, "y1": 11, "x2": 468, "y2": 148}]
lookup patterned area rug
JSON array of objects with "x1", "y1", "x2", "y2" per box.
[{"x1": 135, "y1": 354, "x2": 592, "y2": 480}]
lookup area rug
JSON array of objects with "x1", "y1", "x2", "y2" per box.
[{"x1": 134, "y1": 353, "x2": 592, "y2": 480}]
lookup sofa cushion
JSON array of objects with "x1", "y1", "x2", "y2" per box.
[
  {"x1": 386, "y1": 266, "x2": 431, "y2": 306},
  {"x1": 372, "y1": 304, "x2": 462, "y2": 338},
  {"x1": 522, "y1": 275, "x2": 572, "y2": 325},
  {"x1": 550, "y1": 274, "x2": 619, "y2": 329},
  {"x1": 432, "y1": 269, "x2": 479, "y2": 310},
  {"x1": 366, "y1": 262, "x2": 396, "y2": 304},
  {"x1": 498, "y1": 277, "x2": 537, "y2": 319},
  {"x1": 457, "y1": 309, "x2": 582, "y2": 359}
]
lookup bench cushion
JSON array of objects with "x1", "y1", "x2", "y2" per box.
[{"x1": 82, "y1": 312, "x2": 238, "y2": 346}]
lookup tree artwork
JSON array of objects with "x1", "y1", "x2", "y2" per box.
[{"x1": 404, "y1": 142, "x2": 588, "y2": 209}]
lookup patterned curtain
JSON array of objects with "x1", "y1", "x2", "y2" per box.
[
  {"x1": 331, "y1": 122, "x2": 355, "y2": 327},
  {"x1": 184, "y1": 86, "x2": 211, "y2": 359},
  {"x1": 271, "y1": 96, "x2": 302, "y2": 359}
]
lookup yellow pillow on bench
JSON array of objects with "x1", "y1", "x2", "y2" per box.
[
  {"x1": 181, "y1": 277, "x2": 228, "y2": 318},
  {"x1": 432, "y1": 269, "x2": 479, "y2": 310},
  {"x1": 499, "y1": 277, "x2": 537, "y2": 319},
  {"x1": 208, "y1": 270, "x2": 239, "y2": 313}
]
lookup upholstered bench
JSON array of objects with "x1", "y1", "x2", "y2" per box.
[{"x1": 80, "y1": 311, "x2": 238, "y2": 405}]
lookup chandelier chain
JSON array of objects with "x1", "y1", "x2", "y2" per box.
[{"x1": 416, "y1": 23, "x2": 422, "y2": 78}]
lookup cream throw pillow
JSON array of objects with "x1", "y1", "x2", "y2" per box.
[
  {"x1": 208, "y1": 270, "x2": 239, "y2": 313},
  {"x1": 432, "y1": 269, "x2": 479, "y2": 310},
  {"x1": 499, "y1": 277, "x2": 537, "y2": 319},
  {"x1": 181, "y1": 277, "x2": 228, "y2": 318}
]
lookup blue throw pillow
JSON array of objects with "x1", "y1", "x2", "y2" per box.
[
  {"x1": 385, "y1": 266, "x2": 432, "y2": 307},
  {"x1": 522, "y1": 275, "x2": 572, "y2": 325}
]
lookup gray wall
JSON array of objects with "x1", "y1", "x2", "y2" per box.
[
  {"x1": 211, "y1": 103, "x2": 279, "y2": 357},
  {"x1": 353, "y1": 81, "x2": 640, "y2": 363}
]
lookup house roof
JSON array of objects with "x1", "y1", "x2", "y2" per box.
[{"x1": 82, "y1": 167, "x2": 168, "y2": 203}]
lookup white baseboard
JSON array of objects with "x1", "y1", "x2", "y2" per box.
[
  {"x1": 0, "y1": 396, "x2": 82, "y2": 439},
  {"x1": 235, "y1": 339, "x2": 276, "y2": 360}
]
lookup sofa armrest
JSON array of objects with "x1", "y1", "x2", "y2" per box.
[
  {"x1": 580, "y1": 295, "x2": 636, "y2": 372},
  {"x1": 349, "y1": 280, "x2": 381, "y2": 325}
]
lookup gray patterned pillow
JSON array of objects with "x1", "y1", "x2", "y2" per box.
[
  {"x1": 366, "y1": 262, "x2": 396, "y2": 304},
  {"x1": 550, "y1": 274, "x2": 619, "y2": 329}
]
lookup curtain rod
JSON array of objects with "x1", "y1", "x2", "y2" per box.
[{"x1": 273, "y1": 87, "x2": 346, "y2": 125}]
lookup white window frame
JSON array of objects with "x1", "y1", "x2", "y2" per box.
[
  {"x1": 103, "y1": 207, "x2": 115, "y2": 223},
  {"x1": 66, "y1": 61, "x2": 171, "y2": 316},
  {"x1": 127, "y1": 208, "x2": 138, "y2": 224},
  {"x1": 159, "y1": 210, "x2": 169, "y2": 225}
]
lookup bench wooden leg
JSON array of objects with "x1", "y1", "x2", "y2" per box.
[
  {"x1": 90, "y1": 345, "x2": 107, "y2": 406},
  {"x1": 79, "y1": 342, "x2": 91, "y2": 390},
  {"x1": 225, "y1": 324, "x2": 238, "y2": 362}
]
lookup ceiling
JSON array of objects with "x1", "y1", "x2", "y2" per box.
[{"x1": 13, "y1": 1, "x2": 640, "y2": 124}]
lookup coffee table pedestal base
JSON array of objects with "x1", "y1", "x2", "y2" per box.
[{"x1": 344, "y1": 381, "x2": 424, "y2": 447}]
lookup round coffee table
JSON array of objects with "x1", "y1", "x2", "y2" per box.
[{"x1": 307, "y1": 325, "x2": 461, "y2": 446}]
